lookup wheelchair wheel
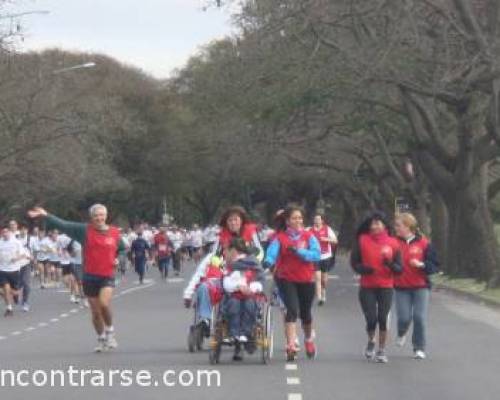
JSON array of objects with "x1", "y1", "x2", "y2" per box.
[
  {"x1": 209, "y1": 305, "x2": 222, "y2": 365},
  {"x1": 261, "y1": 303, "x2": 274, "y2": 364},
  {"x1": 196, "y1": 325, "x2": 204, "y2": 351},
  {"x1": 188, "y1": 325, "x2": 196, "y2": 353}
]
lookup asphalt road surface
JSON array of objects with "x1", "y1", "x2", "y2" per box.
[{"x1": 1, "y1": 258, "x2": 499, "y2": 400}]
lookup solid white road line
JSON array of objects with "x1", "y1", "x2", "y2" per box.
[{"x1": 287, "y1": 377, "x2": 301, "y2": 385}]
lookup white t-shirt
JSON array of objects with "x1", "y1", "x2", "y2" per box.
[
  {"x1": 39, "y1": 237, "x2": 59, "y2": 263},
  {"x1": 191, "y1": 229, "x2": 203, "y2": 248},
  {"x1": 0, "y1": 237, "x2": 26, "y2": 272},
  {"x1": 168, "y1": 231, "x2": 184, "y2": 251},
  {"x1": 70, "y1": 241, "x2": 83, "y2": 265},
  {"x1": 57, "y1": 234, "x2": 72, "y2": 265}
]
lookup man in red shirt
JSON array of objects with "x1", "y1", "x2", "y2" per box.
[
  {"x1": 28, "y1": 204, "x2": 125, "y2": 353},
  {"x1": 154, "y1": 225, "x2": 174, "y2": 280}
]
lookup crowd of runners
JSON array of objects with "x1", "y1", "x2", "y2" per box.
[{"x1": 0, "y1": 202, "x2": 438, "y2": 363}]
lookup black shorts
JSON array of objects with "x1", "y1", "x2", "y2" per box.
[
  {"x1": 82, "y1": 275, "x2": 115, "y2": 297},
  {"x1": 316, "y1": 258, "x2": 333, "y2": 273},
  {"x1": 62, "y1": 264, "x2": 74, "y2": 276},
  {"x1": 0, "y1": 270, "x2": 21, "y2": 290}
]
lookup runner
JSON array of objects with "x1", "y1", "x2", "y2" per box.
[
  {"x1": 131, "y1": 228, "x2": 151, "y2": 285},
  {"x1": 350, "y1": 211, "x2": 402, "y2": 363},
  {"x1": 58, "y1": 233, "x2": 78, "y2": 303},
  {"x1": 0, "y1": 227, "x2": 29, "y2": 317},
  {"x1": 263, "y1": 205, "x2": 321, "y2": 361},
  {"x1": 154, "y1": 225, "x2": 174, "y2": 280},
  {"x1": 191, "y1": 224, "x2": 204, "y2": 264},
  {"x1": 28, "y1": 204, "x2": 125, "y2": 352},
  {"x1": 169, "y1": 226, "x2": 184, "y2": 276},
  {"x1": 17, "y1": 225, "x2": 33, "y2": 311},
  {"x1": 309, "y1": 214, "x2": 338, "y2": 306},
  {"x1": 68, "y1": 238, "x2": 85, "y2": 305},
  {"x1": 394, "y1": 213, "x2": 439, "y2": 360}
]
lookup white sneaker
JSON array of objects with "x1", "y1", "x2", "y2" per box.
[
  {"x1": 238, "y1": 335, "x2": 248, "y2": 343},
  {"x1": 105, "y1": 332, "x2": 118, "y2": 349},
  {"x1": 22, "y1": 303, "x2": 30, "y2": 312},
  {"x1": 94, "y1": 338, "x2": 107, "y2": 353},
  {"x1": 396, "y1": 334, "x2": 407, "y2": 347},
  {"x1": 414, "y1": 350, "x2": 426, "y2": 360},
  {"x1": 70, "y1": 295, "x2": 76, "y2": 303},
  {"x1": 83, "y1": 299, "x2": 89, "y2": 308}
]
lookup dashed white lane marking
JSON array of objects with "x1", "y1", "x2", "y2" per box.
[
  {"x1": 119, "y1": 282, "x2": 155, "y2": 296},
  {"x1": 38, "y1": 322, "x2": 48, "y2": 327},
  {"x1": 50, "y1": 318, "x2": 59, "y2": 323},
  {"x1": 0, "y1": 336, "x2": 6, "y2": 340},
  {"x1": 288, "y1": 394, "x2": 303, "y2": 400},
  {"x1": 132, "y1": 279, "x2": 155, "y2": 285},
  {"x1": 11, "y1": 331, "x2": 22, "y2": 336},
  {"x1": 25, "y1": 327, "x2": 35, "y2": 332},
  {"x1": 70, "y1": 309, "x2": 79, "y2": 313},
  {"x1": 287, "y1": 377, "x2": 301, "y2": 385},
  {"x1": 60, "y1": 313, "x2": 69, "y2": 318},
  {"x1": 285, "y1": 364, "x2": 298, "y2": 371},
  {"x1": 166, "y1": 278, "x2": 184, "y2": 283},
  {"x1": 328, "y1": 274, "x2": 340, "y2": 279}
]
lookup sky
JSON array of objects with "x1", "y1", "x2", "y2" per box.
[{"x1": 4, "y1": 0, "x2": 235, "y2": 78}]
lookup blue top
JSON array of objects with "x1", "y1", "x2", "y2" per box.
[
  {"x1": 264, "y1": 231, "x2": 321, "y2": 267},
  {"x1": 131, "y1": 237, "x2": 150, "y2": 259}
]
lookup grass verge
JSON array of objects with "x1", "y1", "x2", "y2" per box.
[{"x1": 432, "y1": 273, "x2": 500, "y2": 305}]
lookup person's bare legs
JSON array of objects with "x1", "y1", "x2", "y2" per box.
[
  {"x1": 87, "y1": 297, "x2": 105, "y2": 335},
  {"x1": 99, "y1": 287, "x2": 114, "y2": 328},
  {"x1": 315, "y1": 271, "x2": 322, "y2": 301},
  {"x1": 285, "y1": 322, "x2": 297, "y2": 349},
  {"x1": 379, "y1": 330, "x2": 388, "y2": 350}
]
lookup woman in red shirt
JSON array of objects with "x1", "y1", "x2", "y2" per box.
[
  {"x1": 351, "y1": 211, "x2": 402, "y2": 363},
  {"x1": 264, "y1": 205, "x2": 321, "y2": 361},
  {"x1": 394, "y1": 213, "x2": 439, "y2": 360}
]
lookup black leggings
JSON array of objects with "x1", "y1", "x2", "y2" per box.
[
  {"x1": 276, "y1": 279, "x2": 315, "y2": 324},
  {"x1": 359, "y1": 288, "x2": 393, "y2": 333}
]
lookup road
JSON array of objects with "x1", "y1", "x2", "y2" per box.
[{"x1": 1, "y1": 258, "x2": 499, "y2": 400}]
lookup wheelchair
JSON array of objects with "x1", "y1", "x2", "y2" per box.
[
  {"x1": 208, "y1": 293, "x2": 274, "y2": 365},
  {"x1": 187, "y1": 301, "x2": 210, "y2": 352}
]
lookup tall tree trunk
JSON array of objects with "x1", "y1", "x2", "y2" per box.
[
  {"x1": 338, "y1": 194, "x2": 360, "y2": 250},
  {"x1": 445, "y1": 165, "x2": 500, "y2": 283},
  {"x1": 430, "y1": 190, "x2": 449, "y2": 273}
]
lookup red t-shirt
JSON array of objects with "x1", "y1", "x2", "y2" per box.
[{"x1": 154, "y1": 233, "x2": 172, "y2": 258}]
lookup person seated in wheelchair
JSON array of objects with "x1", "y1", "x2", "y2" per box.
[
  {"x1": 223, "y1": 238, "x2": 265, "y2": 361},
  {"x1": 184, "y1": 254, "x2": 224, "y2": 336}
]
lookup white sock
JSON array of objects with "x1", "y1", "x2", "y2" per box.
[
  {"x1": 99, "y1": 333, "x2": 106, "y2": 340},
  {"x1": 105, "y1": 326, "x2": 114, "y2": 334},
  {"x1": 7, "y1": 304, "x2": 13, "y2": 311}
]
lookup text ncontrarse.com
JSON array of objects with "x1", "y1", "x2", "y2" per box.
[{"x1": 0, "y1": 367, "x2": 222, "y2": 388}]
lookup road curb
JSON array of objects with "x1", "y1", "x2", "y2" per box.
[{"x1": 433, "y1": 284, "x2": 500, "y2": 310}]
